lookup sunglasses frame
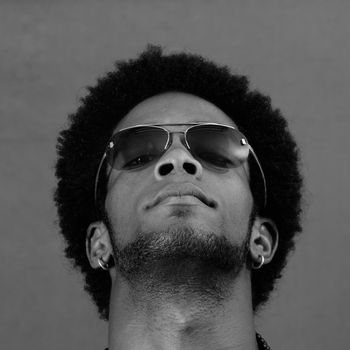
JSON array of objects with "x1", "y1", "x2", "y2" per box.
[{"x1": 94, "y1": 122, "x2": 267, "y2": 208}]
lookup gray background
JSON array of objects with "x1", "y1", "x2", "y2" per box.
[{"x1": 1, "y1": 1, "x2": 349, "y2": 349}]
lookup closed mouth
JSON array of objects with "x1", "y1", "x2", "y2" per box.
[{"x1": 145, "y1": 184, "x2": 217, "y2": 210}]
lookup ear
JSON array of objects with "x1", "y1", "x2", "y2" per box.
[
  {"x1": 249, "y1": 217, "x2": 279, "y2": 266},
  {"x1": 86, "y1": 221, "x2": 114, "y2": 269}
]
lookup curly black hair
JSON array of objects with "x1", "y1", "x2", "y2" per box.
[{"x1": 54, "y1": 44, "x2": 303, "y2": 321}]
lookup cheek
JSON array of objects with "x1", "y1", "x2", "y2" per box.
[
  {"x1": 104, "y1": 171, "x2": 143, "y2": 245},
  {"x1": 218, "y1": 171, "x2": 253, "y2": 240}
]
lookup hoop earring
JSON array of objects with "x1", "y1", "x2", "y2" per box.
[
  {"x1": 252, "y1": 255, "x2": 264, "y2": 270},
  {"x1": 98, "y1": 257, "x2": 110, "y2": 270}
]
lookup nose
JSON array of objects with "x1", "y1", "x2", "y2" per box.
[{"x1": 154, "y1": 146, "x2": 203, "y2": 181}]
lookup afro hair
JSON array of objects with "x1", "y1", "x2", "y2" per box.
[{"x1": 54, "y1": 45, "x2": 303, "y2": 320}]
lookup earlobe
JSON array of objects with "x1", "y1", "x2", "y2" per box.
[
  {"x1": 85, "y1": 221, "x2": 113, "y2": 269},
  {"x1": 249, "y1": 217, "x2": 279, "y2": 267}
]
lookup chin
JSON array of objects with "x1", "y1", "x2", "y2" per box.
[{"x1": 113, "y1": 225, "x2": 250, "y2": 301}]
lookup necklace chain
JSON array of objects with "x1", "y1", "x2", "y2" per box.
[{"x1": 256, "y1": 332, "x2": 271, "y2": 350}]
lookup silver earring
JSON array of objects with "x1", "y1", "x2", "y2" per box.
[
  {"x1": 252, "y1": 255, "x2": 265, "y2": 269},
  {"x1": 98, "y1": 257, "x2": 109, "y2": 270}
]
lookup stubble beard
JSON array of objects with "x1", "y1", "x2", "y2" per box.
[{"x1": 104, "y1": 210, "x2": 255, "y2": 305}]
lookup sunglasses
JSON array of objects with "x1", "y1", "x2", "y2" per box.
[{"x1": 94, "y1": 123, "x2": 266, "y2": 207}]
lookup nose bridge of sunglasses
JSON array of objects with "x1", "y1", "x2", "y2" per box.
[{"x1": 163, "y1": 129, "x2": 189, "y2": 151}]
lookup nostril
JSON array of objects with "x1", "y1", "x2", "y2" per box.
[
  {"x1": 183, "y1": 162, "x2": 197, "y2": 175},
  {"x1": 158, "y1": 163, "x2": 174, "y2": 176}
]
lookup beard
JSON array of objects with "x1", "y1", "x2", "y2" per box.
[{"x1": 104, "y1": 210, "x2": 255, "y2": 303}]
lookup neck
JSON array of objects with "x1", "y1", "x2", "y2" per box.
[{"x1": 107, "y1": 269, "x2": 258, "y2": 350}]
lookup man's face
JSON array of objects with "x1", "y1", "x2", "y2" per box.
[
  {"x1": 105, "y1": 92, "x2": 253, "y2": 242},
  {"x1": 103, "y1": 92, "x2": 255, "y2": 293}
]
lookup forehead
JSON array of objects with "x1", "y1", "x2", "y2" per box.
[{"x1": 114, "y1": 92, "x2": 237, "y2": 132}]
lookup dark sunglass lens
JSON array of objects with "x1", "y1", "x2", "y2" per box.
[
  {"x1": 187, "y1": 125, "x2": 249, "y2": 168},
  {"x1": 107, "y1": 127, "x2": 168, "y2": 169}
]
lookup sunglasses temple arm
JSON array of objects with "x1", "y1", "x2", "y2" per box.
[
  {"x1": 94, "y1": 152, "x2": 107, "y2": 206},
  {"x1": 248, "y1": 146, "x2": 267, "y2": 208}
]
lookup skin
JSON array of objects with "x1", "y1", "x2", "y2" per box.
[{"x1": 86, "y1": 92, "x2": 278, "y2": 350}]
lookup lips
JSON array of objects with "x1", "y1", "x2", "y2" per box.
[{"x1": 145, "y1": 183, "x2": 217, "y2": 210}]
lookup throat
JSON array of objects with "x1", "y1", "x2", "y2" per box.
[
  {"x1": 108, "y1": 267, "x2": 258, "y2": 350},
  {"x1": 143, "y1": 305, "x2": 226, "y2": 350}
]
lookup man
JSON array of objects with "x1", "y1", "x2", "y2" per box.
[{"x1": 54, "y1": 45, "x2": 303, "y2": 349}]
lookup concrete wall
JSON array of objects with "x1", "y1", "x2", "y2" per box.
[{"x1": 1, "y1": 1, "x2": 349, "y2": 349}]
